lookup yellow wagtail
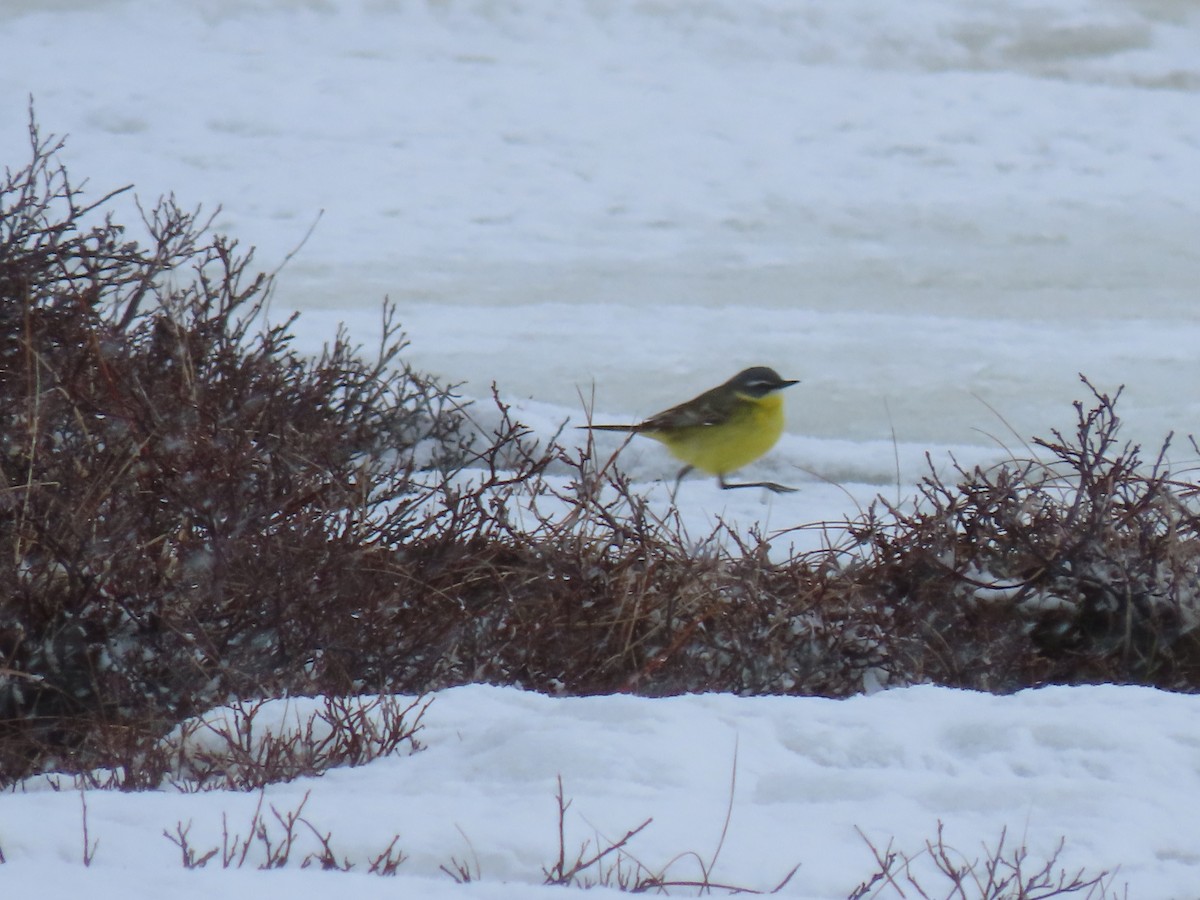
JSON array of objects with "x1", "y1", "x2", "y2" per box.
[{"x1": 582, "y1": 366, "x2": 799, "y2": 494}]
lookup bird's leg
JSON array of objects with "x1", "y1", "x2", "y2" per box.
[
  {"x1": 670, "y1": 465, "x2": 694, "y2": 502},
  {"x1": 718, "y1": 474, "x2": 797, "y2": 494}
]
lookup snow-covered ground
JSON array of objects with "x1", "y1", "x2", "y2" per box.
[
  {"x1": 5, "y1": 684, "x2": 1200, "y2": 898},
  {"x1": 3, "y1": 1, "x2": 1200, "y2": 896},
  {"x1": 2, "y1": 1, "x2": 1196, "y2": 484}
]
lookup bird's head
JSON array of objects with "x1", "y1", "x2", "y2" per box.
[{"x1": 728, "y1": 366, "x2": 799, "y2": 399}]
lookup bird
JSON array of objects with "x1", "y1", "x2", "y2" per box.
[{"x1": 581, "y1": 366, "x2": 799, "y2": 495}]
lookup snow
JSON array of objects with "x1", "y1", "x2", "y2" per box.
[
  {"x1": 5, "y1": 684, "x2": 1200, "y2": 897},
  {"x1": 2, "y1": 0, "x2": 1200, "y2": 896},
  {"x1": 2, "y1": 0, "x2": 1196, "y2": 492}
]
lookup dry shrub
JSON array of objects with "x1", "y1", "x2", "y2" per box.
[
  {"x1": 844, "y1": 382, "x2": 1200, "y2": 693},
  {"x1": 0, "y1": 116, "x2": 541, "y2": 781},
  {"x1": 3, "y1": 114, "x2": 1199, "y2": 787},
  {"x1": 334, "y1": 389, "x2": 1200, "y2": 700},
  {"x1": 20, "y1": 695, "x2": 429, "y2": 793},
  {"x1": 852, "y1": 821, "x2": 1122, "y2": 899},
  {"x1": 161, "y1": 788, "x2": 405, "y2": 873}
]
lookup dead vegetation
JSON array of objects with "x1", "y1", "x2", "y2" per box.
[
  {"x1": 32, "y1": 772, "x2": 1125, "y2": 897},
  {"x1": 851, "y1": 822, "x2": 1122, "y2": 899},
  {"x1": 2, "y1": 116, "x2": 1199, "y2": 789},
  {"x1": 161, "y1": 787, "x2": 406, "y2": 874}
]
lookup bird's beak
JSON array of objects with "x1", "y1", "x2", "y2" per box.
[{"x1": 780, "y1": 379, "x2": 800, "y2": 388}]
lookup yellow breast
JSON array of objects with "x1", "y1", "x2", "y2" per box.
[{"x1": 646, "y1": 393, "x2": 785, "y2": 476}]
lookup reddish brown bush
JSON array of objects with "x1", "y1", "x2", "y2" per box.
[
  {"x1": 844, "y1": 382, "x2": 1200, "y2": 693},
  {"x1": 3, "y1": 115, "x2": 1198, "y2": 788},
  {"x1": 0, "y1": 117, "x2": 525, "y2": 780}
]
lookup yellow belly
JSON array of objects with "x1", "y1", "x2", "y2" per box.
[{"x1": 645, "y1": 394, "x2": 785, "y2": 476}]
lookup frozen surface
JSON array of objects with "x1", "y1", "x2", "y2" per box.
[
  {"x1": 1, "y1": 0, "x2": 1197, "y2": 491},
  {"x1": 4, "y1": 684, "x2": 1200, "y2": 897}
]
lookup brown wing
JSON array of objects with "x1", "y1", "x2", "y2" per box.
[{"x1": 638, "y1": 382, "x2": 740, "y2": 431}]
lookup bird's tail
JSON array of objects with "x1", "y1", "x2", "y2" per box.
[{"x1": 579, "y1": 423, "x2": 641, "y2": 433}]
